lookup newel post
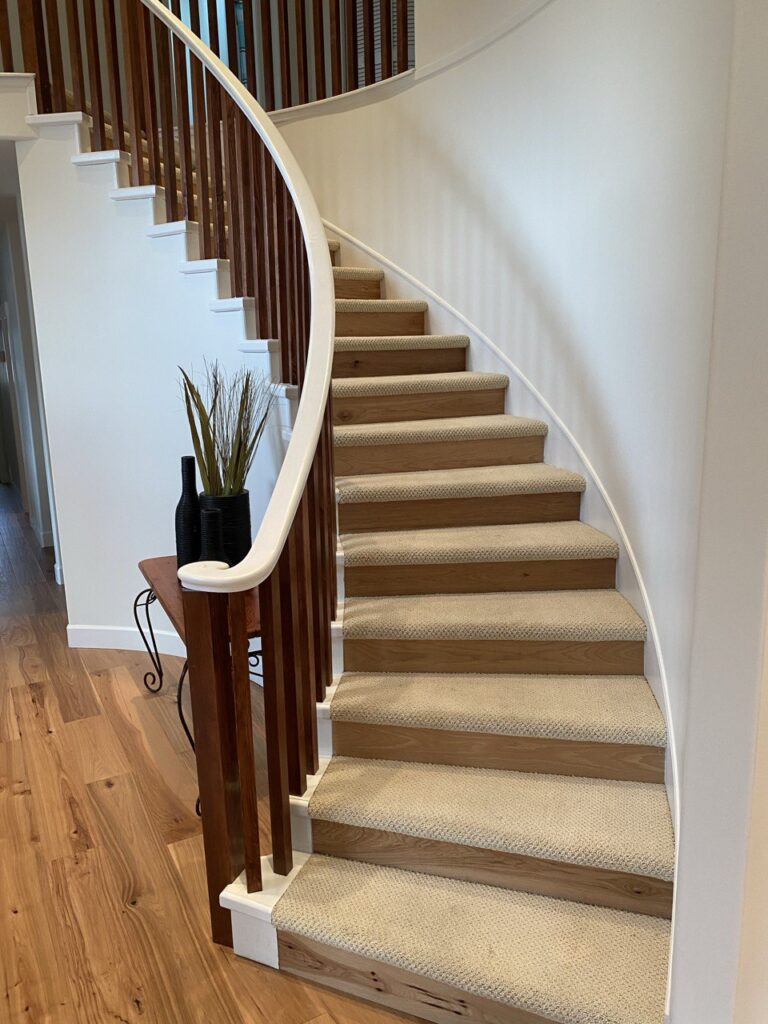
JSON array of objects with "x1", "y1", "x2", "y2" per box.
[{"x1": 182, "y1": 588, "x2": 244, "y2": 947}]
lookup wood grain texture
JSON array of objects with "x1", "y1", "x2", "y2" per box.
[
  {"x1": 342, "y1": 637, "x2": 645, "y2": 675},
  {"x1": 333, "y1": 436, "x2": 545, "y2": 476},
  {"x1": 332, "y1": 721, "x2": 664, "y2": 782},
  {"x1": 333, "y1": 344, "x2": 466, "y2": 379},
  {"x1": 334, "y1": 277, "x2": 383, "y2": 299},
  {"x1": 279, "y1": 931, "x2": 551, "y2": 1024},
  {"x1": 311, "y1": 820, "x2": 673, "y2": 918},
  {"x1": 344, "y1": 557, "x2": 616, "y2": 596},
  {"x1": 333, "y1": 388, "x2": 506, "y2": 426},
  {"x1": 337, "y1": 491, "x2": 582, "y2": 534},
  {"x1": 335, "y1": 308, "x2": 425, "y2": 336}
]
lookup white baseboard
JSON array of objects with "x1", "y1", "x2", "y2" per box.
[{"x1": 67, "y1": 623, "x2": 186, "y2": 658}]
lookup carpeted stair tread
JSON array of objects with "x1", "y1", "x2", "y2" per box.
[
  {"x1": 333, "y1": 266, "x2": 385, "y2": 281},
  {"x1": 330, "y1": 672, "x2": 666, "y2": 747},
  {"x1": 336, "y1": 298, "x2": 428, "y2": 312},
  {"x1": 335, "y1": 334, "x2": 469, "y2": 352},
  {"x1": 309, "y1": 757, "x2": 674, "y2": 880},
  {"x1": 272, "y1": 855, "x2": 670, "y2": 1024},
  {"x1": 334, "y1": 414, "x2": 548, "y2": 449},
  {"x1": 336, "y1": 462, "x2": 585, "y2": 504},
  {"x1": 342, "y1": 590, "x2": 647, "y2": 642},
  {"x1": 340, "y1": 520, "x2": 618, "y2": 567},
  {"x1": 332, "y1": 370, "x2": 508, "y2": 398}
]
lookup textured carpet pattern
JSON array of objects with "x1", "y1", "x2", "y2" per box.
[
  {"x1": 336, "y1": 462, "x2": 585, "y2": 503},
  {"x1": 333, "y1": 371, "x2": 508, "y2": 398},
  {"x1": 329, "y1": 672, "x2": 666, "y2": 746},
  {"x1": 309, "y1": 758, "x2": 674, "y2": 879},
  {"x1": 336, "y1": 298, "x2": 427, "y2": 312},
  {"x1": 333, "y1": 266, "x2": 384, "y2": 280},
  {"x1": 335, "y1": 334, "x2": 469, "y2": 351},
  {"x1": 342, "y1": 590, "x2": 648, "y2": 642},
  {"x1": 273, "y1": 856, "x2": 670, "y2": 1024},
  {"x1": 334, "y1": 414, "x2": 548, "y2": 448},
  {"x1": 340, "y1": 521, "x2": 618, "y2": 566}
]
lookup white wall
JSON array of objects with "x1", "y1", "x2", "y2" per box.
[
  {"x1": 12, "y1": 117, "x2": 287, "y2": 653},
  {"x1": 279, "y1": 0, "x2": 734, "y2": 794}
]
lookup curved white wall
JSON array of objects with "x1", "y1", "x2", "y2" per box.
[{"x1": 279, "y1": 0, "x2": 734, "y2": 784}]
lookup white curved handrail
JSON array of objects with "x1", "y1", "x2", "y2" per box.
[{"x1": 140, "y1": 1, "x2": 336, "y2": 594}]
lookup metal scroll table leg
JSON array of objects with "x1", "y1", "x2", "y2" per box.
[{"x1": 133, "y1": 588, "x2": 164, "y2": 693}]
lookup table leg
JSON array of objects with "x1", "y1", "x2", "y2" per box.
[{"x1": 132, "y1": 588, "x2": 164, "y2": 692}]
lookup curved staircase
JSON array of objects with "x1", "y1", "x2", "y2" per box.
[{"x1": 266, "y1": 242, "x2": 674, "y2": 1024}]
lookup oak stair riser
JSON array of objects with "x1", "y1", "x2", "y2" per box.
[
  {"x1": 310, "y1": 820, "x2": 673, "y2": 920},
  {"x1": 342, "y1": 638, "x2": 645, "y2": 675},
  {"x1": 331, "y1": 721, "x2": 664, "y2": 783},
  {"x1": 344, "y1": 557, "x2": 617, "y2": 596},
  {"x1": 333, "y1": 347, "x2": 467, "y2": 378},
  {"x1": 333, "y1": 387, "x2": 507, "y2": 426},
  {"x1": 337, "y1": 491, "x2": 583, "y2": 533},
  {"x1": 334, "y1": 435, "x2": 545, "y2": 476},
  {"x1": 334, "y1": 278, "x2": 383, "y2": 299},
  {"x1": 336, "y1": 309, "x2": 426, "y2": 336}
]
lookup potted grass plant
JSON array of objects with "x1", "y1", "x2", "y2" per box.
[{"x1": 179, "y1": 362, "x2": 274, "y2": 567}]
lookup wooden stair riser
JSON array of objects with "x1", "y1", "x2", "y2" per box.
[
  {"x1": 311, "y1": 820, "x2": 673, "y2": 919},
  {"x1": 344, "y1": 557, "x2": 617, "y2": 596},
  {"x1": 337, "y1": 491, "x2": 583, "y2": 533},
  {"x1": 342, "y1": 638, "x2": 644, "y2": 675},
  {"x1": 333, "y1": 388, "x2": 507, "y2": 426},
  {"x1": 334, "y1": 278, "x2": 383, "y2": 299},
  {"x1": 331, "y1": 721, "x2": 663, "y2": 783},
  {"x1": 336, "y1": 309, "x2": 426, "y2": 336},
  {"x1": 334, "y1": 435, "x2": 545, "y2": 476},
  {"x1": 333, "y1": 347, "x2": 467, "y2": 378}
]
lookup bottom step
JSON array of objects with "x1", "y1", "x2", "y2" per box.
[{"x1": 272, "y1": 855, "x2": 669, "y2": 1024}]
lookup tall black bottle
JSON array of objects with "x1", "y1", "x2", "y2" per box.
[{"x1": 175, "y1": 456, "x2": 201, "y2": 568}]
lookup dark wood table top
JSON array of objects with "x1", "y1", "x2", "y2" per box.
[{"x1": 139, "y1": 556, "x2": 261, "y2": 644}]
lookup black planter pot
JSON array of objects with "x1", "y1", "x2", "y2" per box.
[
  {"x1": 175, "y1": 456, "x2": 201, "y2": 569},
  {"x1": 198, "y1": 491, "x2": 251, "y2": 567}
]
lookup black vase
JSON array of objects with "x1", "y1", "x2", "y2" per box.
[
  {"x1": 198, "y1": 490, "x2": 251, "y2": 567},
  {"x1": 200, "y1": 508, "x2": 226, "y2": 563},
  {"x1": 175, "y1": 456, "x2": 201, "y2": 569}
]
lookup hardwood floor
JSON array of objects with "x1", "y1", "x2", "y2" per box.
[{"x1": 0, "y1": 486, "x2": 413, "y2": 1024}]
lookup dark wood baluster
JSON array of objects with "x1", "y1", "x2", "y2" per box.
[
  {"x1": 380, "y1": 0, "x2": 392, "y2": 80},
  {"x1": 250, "y1": 135, "x2": 271, "y2": 336},
  {"x1": 154, "y1": 16, "x2": 179, "y2": 222},
  {"x1": 242, "y1": 0, "x2": 257, "y2": 96},
  {"x1": 276, "y1": 0, "x2": 291, "y2": 108},
  {"x1": 296, "y1": 488, "x2": 319, "y2": 775},
  {"x1": 65, "y1": 0, "x2": 86, "y2": 112},
  {"x1": 44, "y1": 0, "x2": 66, "y2": 112},
  {"x1": 279, "y1": 523, "x2": 308, "y2": 796},
  {"x1": 307, "y1": 449, "x2": 326, "y2": 702},
  {"x1": 19, "y1": 0, "x2": 52, "y2": 113},
  {"x1": 188, "y1": 9, "x2": 212, "y2": 254},
  {"x1": 137, "y1": 3, "x2": 159, "y2": 181},
  {"x1": 224, "y1": 0, "x2": 239, "y2": 76},
  {"x1": 237, "y1": 115, "x2": 255, "y2": 300},
  {"x1": 259, "y1": 0, "x2": 275, "y2": 110},
  {"x1": 0, "y1": 1, "x2": 13, "y2": 72},
  {"x1": 228, "y1": 592, "x2": 262, "y2": 894},
  {"x1": 294, "y1": 0, "x2": 308, "y2": 106},
  {"x1": 258, "y1": 141, "x2": 279, "y2": 339},
  {"x1": 396, "y1": 0, "x2": 408, "y2": 73},
  {"x1": 206, "y1": 73, "x2": 226, "y2": 259},
  {"x1": 326, "y1": 401, "x2": 338, "y2": 614},
  {"x1": 122, "y1": 0, "x2": 145, "y2": 185},
  {"x1": 314, "y1": 435, "x2": 333, "y2": 699},
  {"x1": 328, "y1": 0, "x2": 342, "y2": 96},
  {"x1": 258, "y1": 566, "x2": 293, "y2": 876},
  {"x1": 273, "y1": 175, "x2": 291, "y2": 380},
  {"x1": 102, "y1": 0, "x2": 125, "y2": 148},
  {"x1": 170, "y1": 0, "x2": 195, "y2": 221},
  {"x1": 82, "y1": 0, "x2": 106, "y2": 148},
  {"x1": 222, "y1": 95, "x2": 243, "y2": 296},
  {"x1": 312, "y1": 0, "x2": 326, "y2": 100},
  {"x1": 182, "y1": 589, "x2": 245, "y2": 946},
  {"x1": 206, "y1": 0, "x2": 221, "y2": 55},
  {"x1": 362, "y1": 0, "x2": 375, "y2": 85},
  {"x1": 344, "y1": 0, "x2": 358, "y2": 90}
]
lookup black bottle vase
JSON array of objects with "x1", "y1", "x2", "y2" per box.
[
  {"x1": 175, "y1": 456, "x2": 201, "y2": 569},
  {"x1": 198, "y1": 490, "x2": 251, "y2": 567}
]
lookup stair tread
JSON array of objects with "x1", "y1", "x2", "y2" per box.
[
  {"x1": 336, "y1": 297, "x2": 427, "y2": 312},
  {"x1": 310, "y1": 757, "x2": 674, "y2": 879},
  {"x1": 334, "y1": 414, "x2": 548, "y2": 448},
  {"x1": 343, "y1": 590, "x2": 647, "y2": 642},
  {"x1": 341, "y1": 520, "x2": 618, "y2": 567},
  {"x1": 330, "y1": 672, "x2": 666, "y2": 747},
  {"x1": 336, "y1": 462, "x2": 585, "y2": 504},
  {"x1": 272, "y1": 855, "x2": 670, "y2": 1024},
  {"x1": 332, "y1": 370, "x2": 508, "y2": 398},
  {"x1": 333, "y1": 266, "x2": 385, "y2": 280},
  {"x1": 335, "y1": 334, "x2": 469, "y2": 351}
]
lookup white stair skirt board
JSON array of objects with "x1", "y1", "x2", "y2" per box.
[
  {"x1": 316, "y1": 679, "x2": 340, "y2": 759},
  {"x1": 289, "y1": 758, "x2": 331, "y2": 852},
  {"x1": 221, "y1": 852, "x2": 311, "y2": 969}
]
